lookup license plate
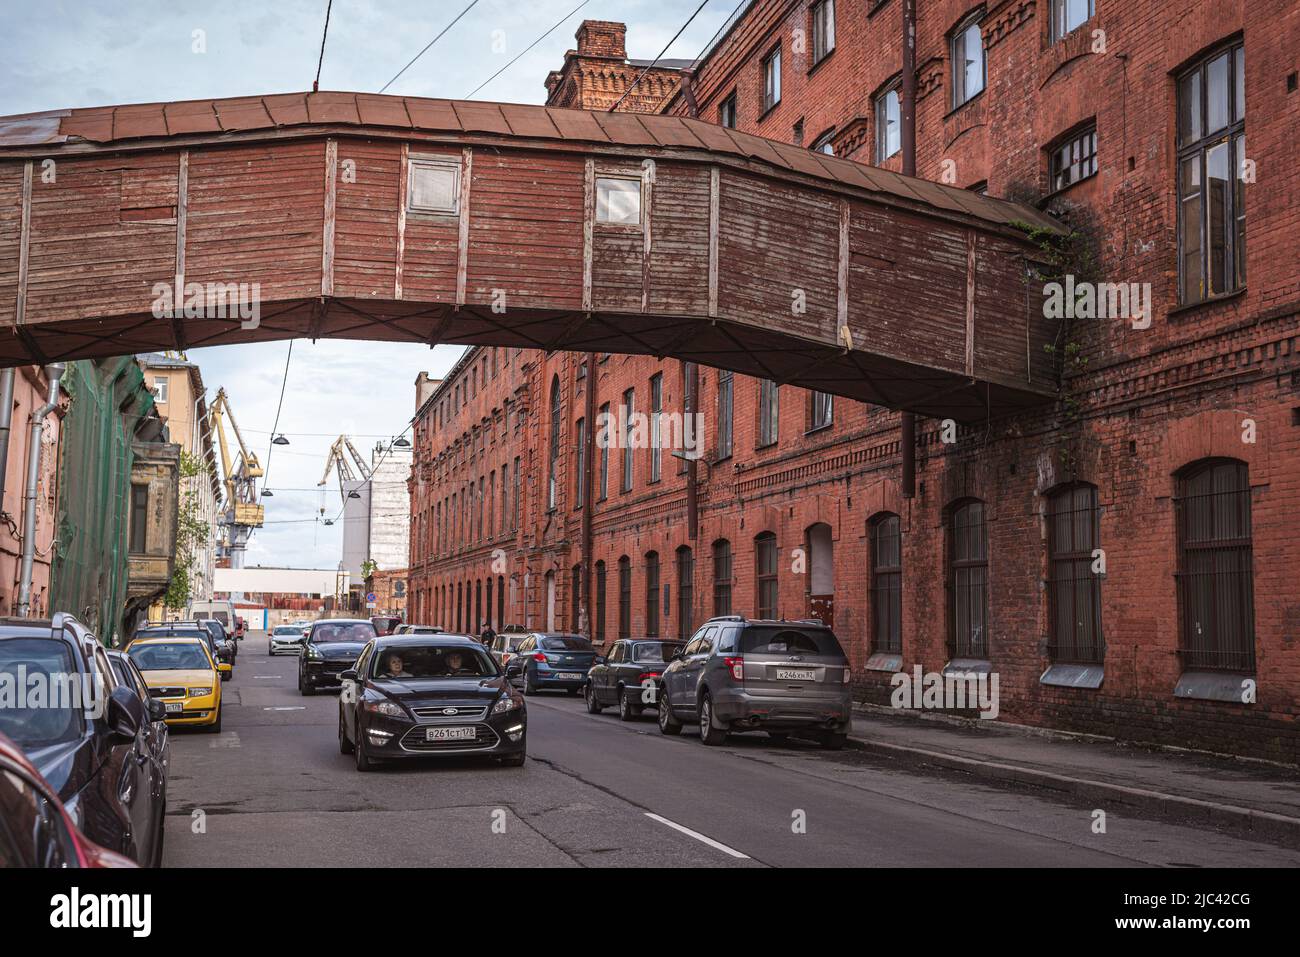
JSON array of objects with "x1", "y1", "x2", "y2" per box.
[
  {"x1": 426, "y1": 726, "x2": 476, "y2": 742},
  {"x1": 165, "y1": 702, "x2": 183, "y2": 713},
  {"x1": 557, "y1": 672, "x2": 584, "y2": 681},
  {"x1": 776, "y1": 669, "x2": 816, "y2": 681}
]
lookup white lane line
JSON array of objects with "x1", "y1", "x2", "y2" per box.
[
  {"x1": 643, "y1": 812, "x2": 750, "y2": 859},
  {"x1": 263, "y1": 706, "x2": 306, "y2": 711},
  {"x1": 254, "y1": 675, "x2": 279, "y2": 679}
]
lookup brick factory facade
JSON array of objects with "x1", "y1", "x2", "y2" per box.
[{"x1": 408, "y1": 5, "x2": 1299, "y2": 762}]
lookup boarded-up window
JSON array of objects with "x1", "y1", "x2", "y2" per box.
[
  {"x1": 408, "y1": 158, "x2": 460, "y2": 215},
  {"x1": 596, "y1": 177, "x2": 641, "y2": 225}
]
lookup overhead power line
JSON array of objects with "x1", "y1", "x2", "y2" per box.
[
  {"x1": 608, "y1": 0, "x2": 712, "y2": 112},
  {"x1": 258, "y1": 340, "x2": 294, "y2": 492},
  {"x1": 313, "y1": 0, "x2": 334, "y2": 92},
  {"x1": 465, "y1": 0, "x2": 593, "y2": 99},
  {"x1": 380, "y1": 0, "x2": 484, "y2": 94}
]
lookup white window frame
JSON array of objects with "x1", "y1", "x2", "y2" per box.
[
  {"x1": 763, "y1": 46, "x2": 782, "y2": 113},
  {"x1": 875, "y1": 86, "x2": 900, "y2": 162},
  {"x1": 951, "y1": 15, "x2": 986, "y2": 108},
  {"x1": 595, "y1": 176, "x2": 643, "y2": 226},
  {"x1": 152, "y1": 376, "x2": 168, "y2": 404},
  {"x1": 407, "y1": 156, "x2": 461, "y2": 216}
]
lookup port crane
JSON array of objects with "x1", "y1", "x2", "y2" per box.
[
  {"x1": 208, "y1": 388, "x2": 264, "y2": 568},
  {"x1": 318, "y1": 435, "x2": 372, "y2": 504}
]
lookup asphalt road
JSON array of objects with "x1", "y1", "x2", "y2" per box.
[{"x1": 162, "y1": 634, "x2": 1300, "y2": 868}]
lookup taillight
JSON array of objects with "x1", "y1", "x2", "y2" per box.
[
  {"x1": 637, "y1": 671, "x2": 661, "y2": 683},
  {"x1": 723, "y1": 657, "x2": 744, "y2": 681},
  {"x1": 532, "y1": 652, "x2": 548, "y2": 662},
  {"x1": 501, "y1": 653, "x2": 513, "y2": 665}
]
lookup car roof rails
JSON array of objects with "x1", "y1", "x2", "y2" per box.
[{"x1": 705, "y1": 615, "x2": 745, "y2": 623}]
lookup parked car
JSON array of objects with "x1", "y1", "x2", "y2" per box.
[
  {"x1": 199, "y1": 617, "x2": 237, "y2": 666},
  {"x1": 299, "y1": 619, "x2": 377, "y2": 694},
  {"x1": 487, "y1": 631, "x2": 529, "y2": 670},
  {"x1": 137, "y1": 621, "x2": 233, "y2": 680},
  {"x1": 0, "y1": 731, "x2": 137, "y2": 868},
  {"x1": 268, "y1": 624, "x2": 308, "y2": 656},
  {"x1": 338, "y1": 635, "x2": 525, "y2": 771},
  {"x1": 0, "y1": 613, "x2": 167, "y2": 866},
  {"x1": 503, "y1": 633, "x2": 599, "y2": 696},
  {"x1": 393, "y1": 624, "x2": 445, "y2": 635},
  {"x1": 106, "y1": 648, "x2": 170, "y2": 816},
  {"x1": 370, "y1": 615, "x2": 402, "y2": 636},
  {"x1": 585, "y1": 638, "x2": 684, "y2": 720},
  {"x1": 126, "y1": 634, "x2": 230, "y2": 733},
  {"x1": 235, "y1": 616, "x2": 248, "y2": 639},
  {"x1": 657, "y1": 616, "x2": 853, "y2": 749},
  {"x1": 188, "y1": 599, "x2": 237, "y2": 633}
]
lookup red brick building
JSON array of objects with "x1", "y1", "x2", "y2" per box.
[{"x1": 409, "y1": 4, "x2": 1300, "y2": 762}]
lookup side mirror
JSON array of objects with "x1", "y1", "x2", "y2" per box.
[
  {"x1": 594, "y1": 656, "x2": 606, "y2": 665},
  {"x1": 147, "y1": 698, "x2": 167, "y2": 722},
  {"x1": 107, "y1": 686, "x2": 144, "y2": 742},
  {"x1": 218, "y1": 662, "x2": 232, "y2": 675},
  {"x1": 340, "y1": 669, "x2": 358, "y2": 682}
]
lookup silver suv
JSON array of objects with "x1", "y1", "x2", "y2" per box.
[{"x1": 656, "y1": 616, "x2": 853, "y2": 749}]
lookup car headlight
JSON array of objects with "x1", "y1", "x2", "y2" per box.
[
  {"x1": 306, "y1": 645, "x2": 323, "y2": 660},
  {"x1": 190, "y1": 686, "x2": 212, "y2": 697},
  {"x1": 363, "y1": 699, "x2": 406, "y2": 718},
  {"x1": 492, "y1": 694, "x2": 522, "y2": 714}
]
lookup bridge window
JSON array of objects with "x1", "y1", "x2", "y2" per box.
[
  {"x1": 596, "y1": 177, "x2": 641, "y2": 225},
  {"x1": 951, "y1": 14, "x2": 985, "y2": 108},
  {"x1": 1177, "y1": 41, "x2": 1246, "y2": 305},
  {"x1": 407, "y1": 157, "x2": 460, "y2": 216},
  {"x1": 875, "y1": 86, "x2": 900, "y2": 162}
]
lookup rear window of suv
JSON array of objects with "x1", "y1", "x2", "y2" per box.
[
  {"x1": 739, "y1": 627, "x2": 846, "y2": 658},
  {"x1": 540, "y1": 636, "x2": 593, "y2": 651}
]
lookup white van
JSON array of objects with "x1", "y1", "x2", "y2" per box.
[{"x1": 189, "y1": 600, "x2": 238, "y2": 631}]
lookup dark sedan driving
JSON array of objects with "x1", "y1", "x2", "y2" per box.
[
  {"x1": 299, "y1": 618, "x2": 377, "y2": 694},
  {"x1": 337, "y1": 635, "x2": 526, "y2": 771}
]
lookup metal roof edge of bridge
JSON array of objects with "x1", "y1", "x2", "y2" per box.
[{"x1": 0, "y1": 91, "x2": 1062, "y2": 237}]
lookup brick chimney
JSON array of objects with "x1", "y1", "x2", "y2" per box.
[{"x1": 574, "y1": 20, "x2": 627, "y2": 59}]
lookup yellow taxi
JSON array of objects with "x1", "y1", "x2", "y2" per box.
[{"x1": 125, "y1": 634, "x2": 230, "y2": 732}]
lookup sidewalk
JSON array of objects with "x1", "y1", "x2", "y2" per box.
[{"x1": 847, "y1": 706, "x2": 1300, "y2": 846}]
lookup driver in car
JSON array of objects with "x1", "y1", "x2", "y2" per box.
[
  {"x1": 383, "y1": 653, "x2": 412, "y2": 678},
  {"x1": 444, "y1": 651, "x2": 475, "y2": 676}
]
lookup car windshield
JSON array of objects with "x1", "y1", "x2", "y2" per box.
[
  {"x1": 128, "y1": 642, "x2": 212, "y2": 671},
  {"x1": 540, "y1": 636, "x2": 593, "y2": 652},
  {"x1": 633, "y1": 642, "x2": 682, "y2": 662},
  {"x1": 311, "y1": 622, "x2": 377, "y2": 643},
  {"x1": 739, "y1": 627, "x2": 846, "y2": 658},
  {"x1": 370, "y1": 645, "x2": 498, "y2": 679},
  {"x1": 272, "y1": 626, "x2": 301, "y2": 636},
  {"x1": 0, "y1": 638, "x2": 87, "y2": 748}
]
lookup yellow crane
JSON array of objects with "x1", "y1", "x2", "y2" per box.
[
  {"x1": 209, "y1": 387, "x2": 265, "y2": 567},
  {"x1": 318, "y1": 434, "x2": 372, "y2": 503}
]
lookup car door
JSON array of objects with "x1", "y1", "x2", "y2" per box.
[
  {"x1": 510, "y1": 636, "x2": 534, "y2": 686},
  {"x1": 94, "y1": 644, "x2": 155, "y2": 864},
  {"x1": 665, "y1": 636, "x2": 699, "y2": 704},
  {"x1": 599, "y1": 642, "x2": 624, "y2": 703},
  {"x1": 676, "y1": 627, "x2": 716, "y2": 712},
  {"x1": 344, "y1": 642, "x2": 372, "y2": 739},
  {"x1": 123, "y1": 658, "x2": 168, "y2": 800}
]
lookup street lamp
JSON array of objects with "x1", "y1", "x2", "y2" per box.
[
  {"x1": 272, "y1": 433, "x2": 290, "y2": 445},
  {"x1": 261, "y1": 489, "x2": 274, "y2": 497},
  {"x1": 393, "y1": 436, "x2": 411, "y2": 448}
]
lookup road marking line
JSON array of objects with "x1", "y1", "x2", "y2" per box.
[
  {"x1": 263, "y1": 706, "x2": 306, "y2": 711},
  {"x1": 254, "y1": 675, "x2": 279, "y2": 679},
  {"x1": 643, "y1": 812, "x2": 750, "y2": 859}
]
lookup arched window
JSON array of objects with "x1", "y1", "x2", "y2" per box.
[
  {"x1": 1177, "y1": 459, "x2": 1255, "y2": 671},
  {"x1": 571, "y1": 563, "x2": 583, "y2": 633},
  {"x1": 547, "y1": 375, "x2": 561, "y2": 511},
  {"x1": 617, "y1": 556, "x2": 632, "y2": 639},
  {"x1": 712, "y1": 539, "x2": 732, "y2": 616},
  {"x1": 755, "y1": 532, "x2": 778, "y2": 619},
  {"x1": 676, "y1": 546, "x2": 694, "y2": 639},
  {"x1": 1046, "y1": 483, "x2": 1103, "y2": 663},
  {"x1": 869, "y1": 513, "x2": 902, "y2": 654},
  {"x1": 594, "y1": 560, "x2": 607, "y2": 642},
  {"x1": 644, "y1": 551, "x2": 661, "y2": 637},
  {"x1": 951, "y1": 13, "x2": 985, "y2": 107},
  {"x1": 948, "y1": 500, "x2": 988, "y2": 659}
]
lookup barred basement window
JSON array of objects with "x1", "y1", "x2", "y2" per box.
[
  {"x1": 870, "y1": 513, "x2": 902, "y2": 654},
  {"x1": 677, "y1": 546, "x2": 694, "y2": 639},
  {"x1": 756, "y1": 532, "x2": 778, "y2": 619},
  {"x1": 594, "y1": 560, "x2": 607, "y2": 642},
  {"x1": 948, "y1": 499, "x2": 988, "y2": 659},
  {"x1": 1177, "y1": 41, "x2": 1246, "y2": 304},
  {"x1": 712, "y1": 539, "x2": 732, "y2": 617},
  {"x1": 618, "y1": 556, "x2": 632, "y2": 639},
  {"x1": 1176, "y1": 459, "x2": 1255, "y2": 672},
  {"x1": 1046, "y1": 483, "x2": 1104, "y2": 664},
  {"x1": 645, "y1": 551, "x2": 661, "y2": 637},
  {"x1": 1050, "y1": 125, "x2": 1097, "y2": 193}
]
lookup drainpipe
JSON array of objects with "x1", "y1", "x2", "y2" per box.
[
  {"x1": 900, "y1": 0, "x2": 918, "y2": 498},
  {"x1": 0, "y1": 368, "x2": 15, "y2": 513},
  {"x1": 686, "y1": 362, "x2": 699, "y2": 540},
  {"x1": 17, "y1": 362, "x2": 66, "y2": 617},
  {"x1": 581, "y1": 352, "x2": 596, "y2": 636}
]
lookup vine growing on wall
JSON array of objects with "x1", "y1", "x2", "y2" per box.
[{"x1": 163, "y1": 451, "x2": 212, "y2": 610}]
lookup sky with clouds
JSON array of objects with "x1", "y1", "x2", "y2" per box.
[{"x1": 1, "y1": 0, "x2": 741, "y2": 569}]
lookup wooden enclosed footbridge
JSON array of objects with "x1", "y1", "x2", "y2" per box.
[{"x1": 0, "y1": 92, "x2": 1059, "y2": 420}]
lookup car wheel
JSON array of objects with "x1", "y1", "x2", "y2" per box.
[
  {"x1": 618, "y1": 687, "x2": 640, "y2": 721},
  {"x1": 658, "y1": 686, "x2": 682, "y2": 735},
  {"x1": 820, "y1": 731, "x2": 848, "y2": 751},
  {"x1": 207, "y1": 706, "x2": 222, "y2": 734},
  {"x1": 499, "y1": 749, "x2": 526, "y2": 767},
  {"x1": 521, "y1": 670, "x2": 536, "y2": 696},
  {"x1": 338, "y1": 709, "x2": 354, "y2": 754},
  {"x1": 220, "y1": 670, "x2": 231, "y2": 682},
  {"x1": 299, "y1": 672, "x2": 313, "y2": 696},
  {"x1": 698, "y1": 693, "x2": 727, "y2": 746},
  {"x1": 584, "y1": 683, "x2": 603, "y2": 714},
  {"x1": 268, "y1": 643, "x2": 273, "y2": 655},
  {"x1": 354, "y1": 734, "x2": 375, "y2": 772}
]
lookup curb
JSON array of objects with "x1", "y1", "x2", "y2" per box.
[{"x1": 844, "y1": 734, "x2": 1300, "y2": 848}]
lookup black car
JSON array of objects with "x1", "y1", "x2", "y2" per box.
[
  {"x1": 338, "y1": 635, "x2": 526, "y2": 771},
  {"x1": 106, "y1": 649, "x2": 170, "y2": 819},
  {"x1": 299, "y1": 618, "x2": 377, "y2": 694},
  {"x1": 199, "y1": 618, "x2": 237, "y2": 665},
  {"x1": 0, "y1": 613, "x2": 167, "y2": 866},
  {"x1": 585, "y1": 638, "x2": 684, "y2": 720},
  {"x1": 135, "y1": 621, "x2": 232, "y2": 680},
  {"x1": 503, "y1": 633, "x2": 599, "y2": 695}
]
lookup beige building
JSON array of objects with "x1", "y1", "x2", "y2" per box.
[{"x1": 137, "y1": 354, "x2": 222, "y2": 619}]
